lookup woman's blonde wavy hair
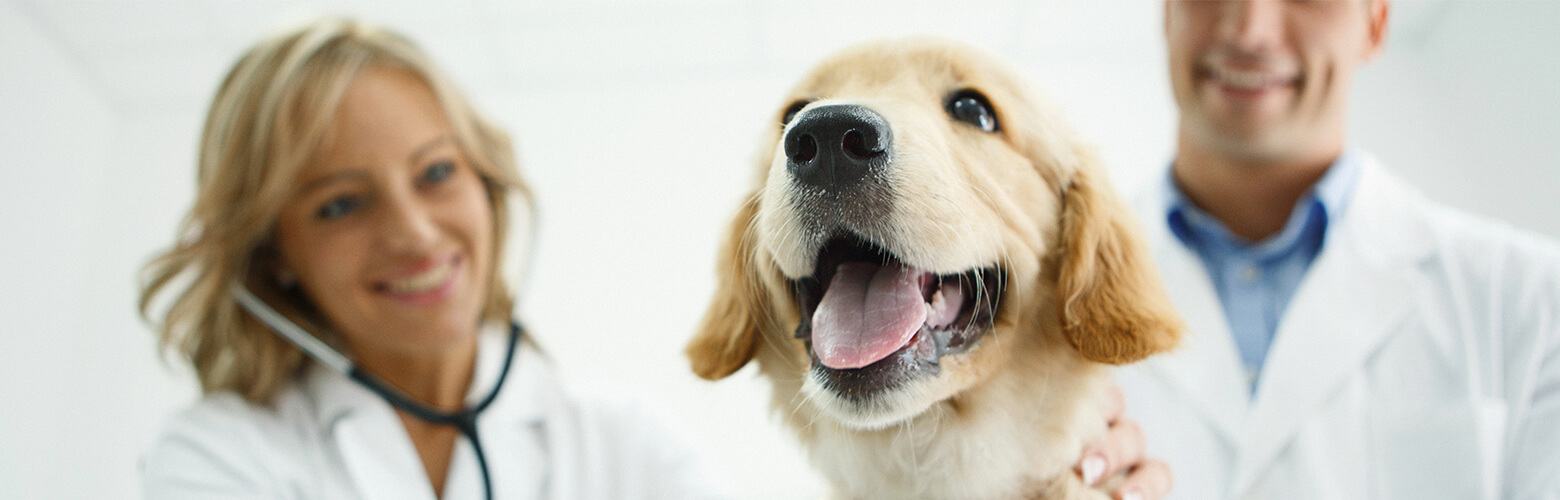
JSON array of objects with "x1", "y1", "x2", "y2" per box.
[{"x1": 139, "y1": 18, "x2": 531, "y2": 404}]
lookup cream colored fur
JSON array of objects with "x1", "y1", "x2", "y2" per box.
[{"x1": 687, "y1": 38, "x2": 1182, "y2": 499}]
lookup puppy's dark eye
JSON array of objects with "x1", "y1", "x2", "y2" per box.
[
  {"x1": 946, "y1": 90, "x2": 998, "y2": 132},
  {"x1": 781, "y1": 100, "x2": 810, "y2": 126}
]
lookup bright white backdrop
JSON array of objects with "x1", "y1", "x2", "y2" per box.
[{"x1": 2, "y1": 1, "x2": 1557, "y2": 498}]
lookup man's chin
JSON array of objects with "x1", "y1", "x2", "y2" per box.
[{"x1": 1189, "y1": 112, "x2": 1305, "y2": 159}]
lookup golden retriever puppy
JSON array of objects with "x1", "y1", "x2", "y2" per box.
[{"x1": 687, "y1": 38, "x2": 1182, "y2": 499}]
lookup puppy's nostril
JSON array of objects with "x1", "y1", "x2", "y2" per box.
[
  {"x1": 794, "y1": 134, "x2": 818, "y2": 163},
  {"x1": 841, "y1": 129, "x2": 882, "y2": 160}
]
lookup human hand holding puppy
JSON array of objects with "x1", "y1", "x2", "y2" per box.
[{"x1": 1076, "y1": 383, "x2": 1172, "y2": 500}]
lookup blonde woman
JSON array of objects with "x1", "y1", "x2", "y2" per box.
[{"x1": 139, "y1": 19, "x2": 728, "y2": 499}]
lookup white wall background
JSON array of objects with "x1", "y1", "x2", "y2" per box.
[{"x1": 1, "y1": 1, "x2": 1556, "y2": 498}]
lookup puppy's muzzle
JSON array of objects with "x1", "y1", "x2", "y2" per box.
[{"x1": 784, "y1": 105, "x2": 893, "y2": 190}]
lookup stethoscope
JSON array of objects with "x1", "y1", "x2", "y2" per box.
[{"x1": 232, "y1": 284, "x2": 519, "y2": 500}]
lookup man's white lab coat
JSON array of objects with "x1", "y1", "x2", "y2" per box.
[{"x1": 1118, "y1": 155, "x2": 1560, "y2": 499}]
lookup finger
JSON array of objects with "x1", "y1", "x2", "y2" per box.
[
  {"x1": 1102, "y1": 382, "x2": 1126, "y2": 425},
  {"x1": 1078, "y1": 418, "x2": 1146, "y2": 485},
  {"x1": 1115, "y1": 458, "x2": 1172, "y2": 500}
]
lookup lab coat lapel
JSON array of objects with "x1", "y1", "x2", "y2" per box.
[
  {"x1": 444, "y1": 334, "x2": 553, "y2": 499},
  {"x1": 309, "y1": 326, "x2": 554, "y2": 500},
  {"x1": 1232, "y1": 158, "x2": 1433, "y2": 493},
  {"x1": 336, "y1": 406, "x2": 438, "y2": 500},
  {"x1": 1135, "y1": 190, "x2": 1250, "y2": 448},
  {"x1": 311, "y1": 366, "x2": 437, "y2": 500}
]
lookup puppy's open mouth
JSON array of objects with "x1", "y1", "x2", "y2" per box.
[{"x1": 792, "y1": 234, "x2": 1003, "y2": 397}]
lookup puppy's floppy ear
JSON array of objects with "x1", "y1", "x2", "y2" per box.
[
  {"x1": 686, "y1": 195, "x2": 768, "y2": 380},
  {"x1": 1053, "y1": 148, "x2": 1182, "y2": 364}
]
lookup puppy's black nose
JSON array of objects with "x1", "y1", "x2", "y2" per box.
[{"x1": 784, "y1": 104, "x2": 892, "y2": 190}]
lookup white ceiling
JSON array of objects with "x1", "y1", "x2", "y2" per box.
[{"x1": 12, "y1": 0, "x2": 1452, "y2": 117}]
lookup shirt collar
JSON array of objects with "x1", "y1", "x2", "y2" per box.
[
  {"x1": 1311, "y1": 147, "x2": 1363, "y2": 220},
  {"x1": 1163, "y1": 146, "x2": 1363, "y2": 256}
]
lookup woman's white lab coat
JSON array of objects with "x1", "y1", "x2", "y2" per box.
[
  {"x1": 1117, "y1": 155, "x2": 1560, "y2": 499},
  {"x1": 142, "y1": 330, "x2": 733, "y2": 500}
]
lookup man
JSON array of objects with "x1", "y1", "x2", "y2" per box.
[{"x1": 1116, "y1": 0, "x2": 1560, "y2": 498}]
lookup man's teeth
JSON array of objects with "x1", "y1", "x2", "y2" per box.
[
  {"x1": 385, "y1": 259, "x2": 454, "y2": 294},
  {"x1": 1214, "y1": 67, "x2": 1292, "y2": 90}
]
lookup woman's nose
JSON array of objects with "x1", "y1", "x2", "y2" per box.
[{"x1": 377, "y1": 192, "x2": 440, "y2": 253}]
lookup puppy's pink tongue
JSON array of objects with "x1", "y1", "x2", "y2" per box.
[{"x1": 812, "y1": 262, "x2": 928, "y2": 369}]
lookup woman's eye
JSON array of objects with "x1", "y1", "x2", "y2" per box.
[
  {"x1": 946, "y1": 91, "x2": 998, "y2": 132},
  {"x1": 316, "y1": 196, "x2": 362, "y2": 220},
  {"x1": 421, "y1": 161, "x2": 455, "y2": 185}
]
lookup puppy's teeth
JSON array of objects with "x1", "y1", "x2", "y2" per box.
[{"x1": 925, "y1": 287, "x2": 957, "y2": 328}]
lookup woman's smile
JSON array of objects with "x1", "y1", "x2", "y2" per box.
[{"x1": 376, "y1": 253, "x2": 464, "y2": 305}]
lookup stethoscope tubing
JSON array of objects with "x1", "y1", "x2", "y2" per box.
[{"x1": 231, "y1": 284, "x2": 520, "y2": 500}]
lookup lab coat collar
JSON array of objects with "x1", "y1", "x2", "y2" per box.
[
  {"x1": 300, "y1": 322, "x2": 557, "y2": 498},
  {"x1": 1137, "y1": 182, "x2": 1251, "y2": 449},
  {"x1": 1136, "y1": 155, "x2": 1437, "y2": 494},
  {"x1": 1232, "y1": 155, "x2": 1435, "y2": 492}
]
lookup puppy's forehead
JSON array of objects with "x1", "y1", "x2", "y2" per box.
[{"x1": 791, "y1": 39, "x2": 1008, "y2": 100}]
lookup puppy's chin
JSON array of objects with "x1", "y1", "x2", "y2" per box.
[
  {"x1": 802, "y1": 374, "x2": 943, "y2": 430},
  {"x1": 800, "y1": 347, "x2": 959, "y2": 430}
]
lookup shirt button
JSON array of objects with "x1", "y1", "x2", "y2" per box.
[{"x1": 1239, "y1": 264, "x2": 1262, "y2": 283}]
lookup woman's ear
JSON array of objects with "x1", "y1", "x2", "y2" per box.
[
  {"x1": 686, "y1": 195, "x2": 767, "y2": 380},
  {"x1": 1053, "y1": 147, "x2": 1182, "y2": 364}
]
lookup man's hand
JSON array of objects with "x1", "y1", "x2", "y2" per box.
[{"x1": 1075, "y1": 383, "x2": 1173, "y2": 500}]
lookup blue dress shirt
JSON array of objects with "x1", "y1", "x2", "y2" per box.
[{"x1": 1163, "y1": 148, "x2": 1363, "y2": 394}]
